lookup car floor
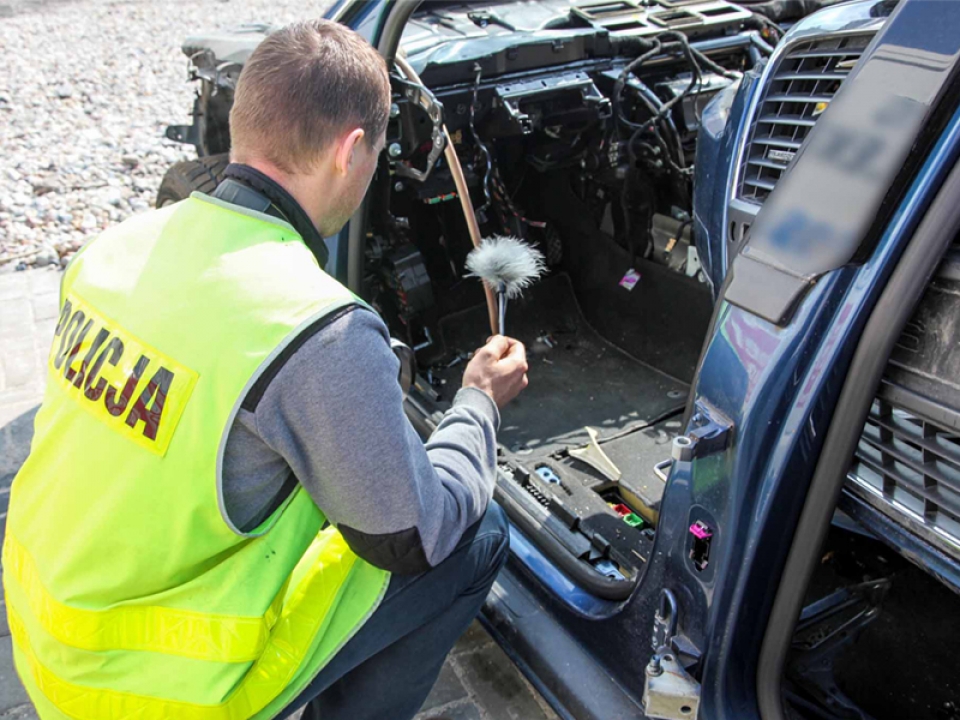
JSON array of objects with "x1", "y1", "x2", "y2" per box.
[{"x1": 432, "y1": 273, "x2": 688, "y2": 459}]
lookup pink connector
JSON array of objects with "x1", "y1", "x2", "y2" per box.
[{"x1": 689, "y1": 521, "x2": 713, "y2": 540}]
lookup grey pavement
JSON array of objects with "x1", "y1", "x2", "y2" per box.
[{"x1": 0, "y1": 267, "x2": 557, "y2": 720}]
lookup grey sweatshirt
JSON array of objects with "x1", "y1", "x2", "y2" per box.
[{"x1": 220, "y1": 305, "x2": 500, "y2": 573}]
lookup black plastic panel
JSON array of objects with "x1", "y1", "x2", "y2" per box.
[{"x1": 726, "y1": 19, "x2": 960, "y2": 325}]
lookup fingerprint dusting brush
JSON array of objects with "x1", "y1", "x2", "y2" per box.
[{"x1": 466, "y1": 236, "x2": 546, "y2": 335}]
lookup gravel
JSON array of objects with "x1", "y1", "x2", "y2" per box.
[{"x1": 0, "y1": 0, "x2": 329, "y2": 271}]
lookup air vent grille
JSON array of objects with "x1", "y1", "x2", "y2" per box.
[
  {"x1": 737, "y1": 34, "x2": 872, "y2": 206},
  {"x1": 849, "y1": 398, "x2": 960, "y2": 555}
]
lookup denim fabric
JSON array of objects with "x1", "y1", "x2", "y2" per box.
[{"x1": 275, "y1": 503, "x2": 510, "y2": 720}]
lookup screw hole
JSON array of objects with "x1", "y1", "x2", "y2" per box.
[{"x1": 681, "y1": 705, "x2": 693, "y2": 715}]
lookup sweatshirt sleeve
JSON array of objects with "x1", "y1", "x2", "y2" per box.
[{"x1": 249, "y1": 306, "x2": 501, "y2": 573}]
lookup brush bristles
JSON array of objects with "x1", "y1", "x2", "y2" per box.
[{"x1": 465, "y1": 236, "x2": 546, "y2": 299}]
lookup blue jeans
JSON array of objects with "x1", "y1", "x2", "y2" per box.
[{"x1": 275, "y1": 503, "x2": 510, "y2": 720}]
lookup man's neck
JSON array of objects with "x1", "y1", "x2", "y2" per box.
[{"x1": 220, "y1": 163, "x2": 330, "y2": 268}]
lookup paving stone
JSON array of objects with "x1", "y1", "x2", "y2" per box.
[
  {"x1": 33, "y1": 319, "x2": 57, "y2": 350},
  {"x1": 0, "y1": 381, "x2": 44, "y2": 416},
  {"x1": 0, "y1": 637, "x2": 29, "y2": 712},
  {"x1": 0, "y1": 384, "x2": 44, "y2": 405},
  {"x1": 0, "y1": 704, "x2": 38, "y2": 720},
  {"x1": 0, "y1": 276, "x2": 27, "y2": 303},
  {"x1": 0, "y1": 405, "x2": 38, "y2": 481},
  {"x1": 417, "y1": 701, "x2": 482, "y2": 720},
  {"x1": 455, "y1": 642, "x2": 555, "y2": 720},
  {"x1": 0, "y1": 338, "x2": 39, "y2": 389},
  {"x1": 0, "y1": 396, "x2": 41, "y2": 431},
  {"x1": 0, "y1": 299, "x2": 33, "y2": 340},
  {"x1": 30, "y1": 293, "x2": 59, "y2": 322},
  {"x1": 26, "y1": 270, "x2": 60, "y2": 296},
  {"x1": 420, "y1": 659, "x2": 469, "y2": 713},
  {"x1": 450, "y1": 620, "x2": 495, "y2": 656}
]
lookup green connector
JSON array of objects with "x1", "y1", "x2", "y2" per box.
[{"x1": 623, "y1": 513, "x2": 644, "y2": 528}]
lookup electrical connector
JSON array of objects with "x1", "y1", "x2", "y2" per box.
[
  {"x1": 689, "y1": 520, "x2": 713, "y2": 572},
  {"x1": 624, "y1": 513, "x2": 645, "y2": 528}
]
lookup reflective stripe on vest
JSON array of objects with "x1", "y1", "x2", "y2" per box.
[
  {"x1": 3, "y1": 195, "x2": 390, "y2": 719},
  {"x1": 6, "y1": 528, "x2": 370, "y2": 720},
  {"x1": 3, "y1": 533, "x2": 286, "y2": 663}
]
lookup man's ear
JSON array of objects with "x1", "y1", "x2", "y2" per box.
[{"x1": 334, "y1": 128, "x2": 366, "y2": 175}]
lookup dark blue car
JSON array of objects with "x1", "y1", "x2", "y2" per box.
[{"x1": 160, "y1": 1, "x2": 960, "y2": 717}]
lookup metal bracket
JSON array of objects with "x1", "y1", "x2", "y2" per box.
[
  {"x1": 685, "y1": 401, "x2": 734, "y2": 459},
  {"x1": 390, "y1": 76, "x2": 446, "y2": 183},
  {"x1": 212, "y1": 61, "x2": 243, "y2": 93},
  {"x1": 645, "y1": 588, "x2": 702, "y2": 718},
  {"x1": 467, "y1": 9, "x2": 516, "y2": 30},
  {"x1": 644, "y1": 650, "x2": 702, "y2": 720},
  {"x1": 165, "y1": 123, "x2": 200, "y2": 146},
  {"x1": 652, "y1": 589, "x2": 679, "y2": 652}
]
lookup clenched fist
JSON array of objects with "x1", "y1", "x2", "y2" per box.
[{"x1": 462, "y1": 335, "x2": 529, "y2": 408}]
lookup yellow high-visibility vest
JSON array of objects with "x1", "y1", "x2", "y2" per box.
[{"x1": 3, "y1": 193, "x2": 389, "y2": 720}]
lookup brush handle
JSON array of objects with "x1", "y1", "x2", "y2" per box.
[{"x1": 497, "y1": 283, "x2": 507, "y2": 336}]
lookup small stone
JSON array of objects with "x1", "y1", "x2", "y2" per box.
[
  {"x1": 121, "y1": 155, "x2": 139, "y2": 169},
  {"x1": 33, "y1": 244, "x2": 59, "y2": 267},
  {"x1": 32, "y1": 180, "x2": 59, "y2": 196},
  {"x1": 55, "y1": 84, "x2": 74, "y2": 99}
]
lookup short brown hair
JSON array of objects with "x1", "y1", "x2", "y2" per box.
[{"x1": 229, "y1": 19, "x2": 390, "y2": 173}]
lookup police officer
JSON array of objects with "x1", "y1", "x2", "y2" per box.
[{"x1": 4, "y1": 19, "x2": 528, "y2": 720}]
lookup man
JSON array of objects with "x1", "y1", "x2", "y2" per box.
[{"x1": 3, "y1": 19, "x2": 528, "y2": 720}]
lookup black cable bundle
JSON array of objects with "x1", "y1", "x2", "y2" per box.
[
  {"x1": 610, "y1": 31, "x2": 747, "y2": 265},
  {"x1": 612, "y1": 31, "x2": 741, "y2": 178},
  {"x1": 467, "y1": 64, "x2": 545, "y2": 237}
]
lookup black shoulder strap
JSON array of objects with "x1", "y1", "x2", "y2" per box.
[
  {"x1": 212, "y1": 178, "x2": 272, "y2": 214},
  {"x1": 220, "y1": 163, "x2": 330, "y2": 268}
]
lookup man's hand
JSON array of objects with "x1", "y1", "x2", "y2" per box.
[{"x1": 462, "y1": 335, "x2": 529, "y2": 408}]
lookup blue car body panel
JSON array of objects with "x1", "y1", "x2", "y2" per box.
[{"x1": 693, "y1": 0, "x2": 891, "y2": 295}]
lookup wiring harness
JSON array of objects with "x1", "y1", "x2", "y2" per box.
[
  {"x1": 613, "y1": 31, "x2": 742, "y2": 178},
  {"x1": 468, "y1": 64, "x2": 546, "y2": 237}
]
